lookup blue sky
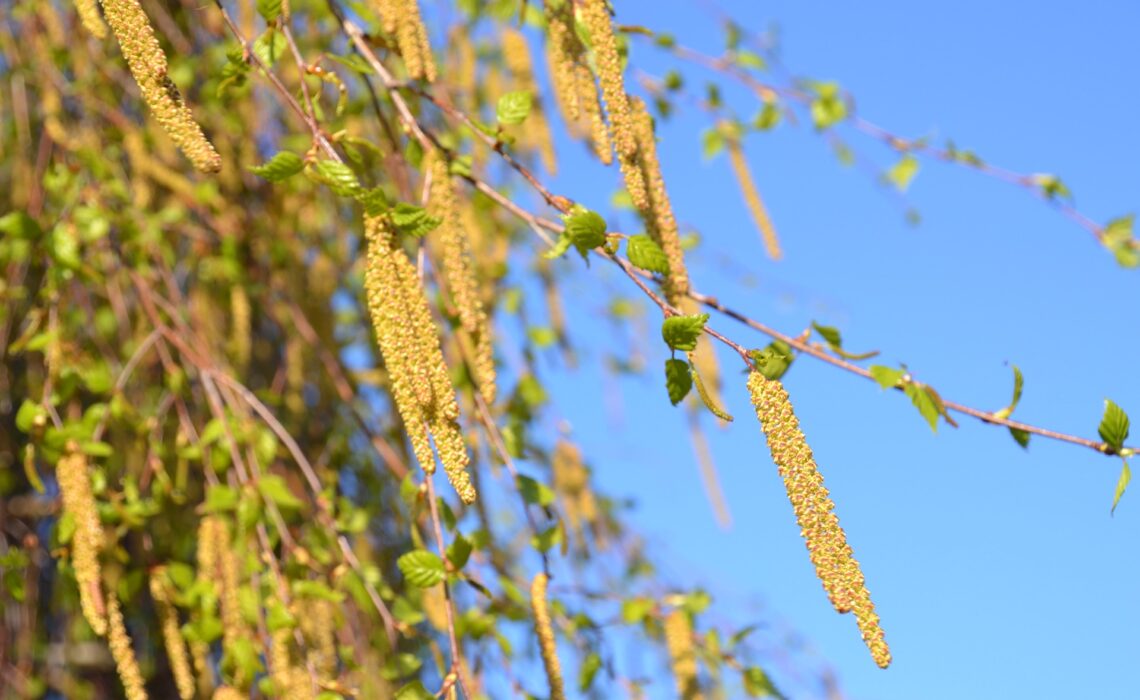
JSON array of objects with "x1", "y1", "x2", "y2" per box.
[{"x1": 525, "y1": 2, "x2": 1140, "y2": 698}]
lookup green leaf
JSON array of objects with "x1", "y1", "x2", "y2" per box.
[
  {"x1": 808, "y1": 81, "x2": 847, "y2": 129},
  {"x1": 903, "y1": 383, "x2": 940, "y2": 432},
  {"x1": 1032, "y1": 173, "x2": 1071, "y2": 200},
  {"x1": 496, "y1": 90, "x2": 533, "y2": 125},
  {"x1": 753, "y1": 101, "x2": 781, "y2": 131},
  {"x1": 326, "y1": 53, "x2": 375, "y2": 75},
  {"x1": 446, "y1": 534, "x2": 473, "y2": 570},
  {"x1": 1111, "y1": 460, "x2": 1131, "y2": 515},
  {"x1": 1102, "y1": 215, "x2": 1139, "y2": 268},
  {"x1": 543, "y1": 233, "x2": 573, "y2": 259},
  {"x1": 701, "y1": 127, "x2": 725, "y2": 159},
  {"x1": 256, "y1": 0, "x2": 282, "y2": 21},
  {"x1": 993, "y1": 365, "x2": 1024, "y2": 420},
  {"x1": 620, "y1": 597, "x2": 654, "y2": 624},
  {"x1": 249, "y1": 151, "x2": 305, "y2": 182},
  {"x1": 309, "y1": 160, "x2": 362, "y2": 196},
  {"x1": 563, "y1": 207, "x2": 607, "y2": 257},
  {"x1": 1098, "y1": 399, "x2": 1130, "y2": 453},
  {"x1": 397, "y1": 550, "x2": 444, "y2": 588},
  {"x1": 394, "y1": 681, "x2": 434, "y2": 700},
  {"x1": 0, "y1": 211, "x2": 42, "y2": 239},
  {"x1": 811, "y1": 322, "x2": 842, "y2": 348},
  {"x1": 661, "y1": 314, "x2": 708, "y2": 352},
  {"x1": 257, "y1": 475, "x2": 305, "y2": 511},
  {"x1": 869, "y1": 365, "x2": 905, "y2": 389},
  {"x1": 15, "y1": 399, "x2": 43, "y2": 433},
  {"x1": 735, "y1": 49, "x2": 766, "y2": 71},
  {"x1": 627, "y1": 235, "x2": 670, "y2": 274},
  {"x1": 579, "y1": 651, "x2": 602, "y2": 691},
  {"x1": 252, "y1": 29, "x2": 286, "y2": 67},
  {"x1": 743, "y1": 666, "x2": 780, "y2": 698},
  {"x1": 887, "y1": 154, "x2": 920, "y2": 192},
  {"x1": 1010, "y1": 427, "x2": 1031, "y2": 448},
  {"x1": 516, "y1": 474, "x2": 555, "y2": 507},
  {"x1": 750, "y1": 341, "x2": 794, "y2": 380},
  {"x1": 204, "y1": 484, "x2": 240, "y2": 513},
  {"x1": 530, "y1": 524, "x2": 562, "y2": 552},
  {"x1": 389, "y1": 203, "x2": 442, "y2": 238},
  {"x1": 665, "y1": 358, "x2": 692, "y2": 405}
]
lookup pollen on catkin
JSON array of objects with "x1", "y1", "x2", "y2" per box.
[
  {"x1": 74, "y1": 0, "x2": 108, "y2": 39},
  {"x1": 56, "y1": 448, "x2": 106, "y2": 636},
  {"x1": 663, "y1": 608, "x2": 702, "y2": 700},
  {"x1": 363, "y1": 214, "x2": 477, "y2": 504},
  {"x1": 100, "y1": 0, "x2": 221, "y2": 172},
  {"x1": 150, "y1": 569, "x2": 195, "y2": 700},
  {"x1": 375, "y1": 0, "x2": 437, "y2": 82},
  {"x1": 746, "y1": 371, "x2": 890, "y2": 668},
  {"x1": 543, "y1": 0, "x2": 612, "y2": 163},
  {"x1": 502, "y1": 27, "x2": 557, "y2": 173},
  {"x1": 551, "y1": 440, "x2": 598, "y2": 550},
  {"x1": 211, "y1": 688, "x2": 245, "y2": 700},
  {"x1": 106, "y1": 587, "x2": 149, "y2": 700},
  {"x1": 580, "y1": 0, "x2": 636, "y2": 160},
  {"x1": 727, "y1": 138, "x2": 782, "y2": 261},
  {"x1": 530, "y1": 573, "x2": 566, "y2": 700},
  {"x1": 426, "y1": 150, "x2": 497, "y2": 405}
]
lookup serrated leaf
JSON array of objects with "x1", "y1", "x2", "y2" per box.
[
  {"x1": 252, "y1": 29, "x2": 286, "y2": 67},
  {"x1": 811, "y1": 322, "x2": 842, "y2": 348},
  {"x1": 256, "y1": 0, "x2": 282, "y2": 20},
  {"x1": 249, "y1": 151, "x2": 304, "y2": 181},
  {"x1": 204, "y1": 484, "x2": 239, "y2": 513},
  {"x1": 389, "y1": 203, "x2": 441, "y2": 238},
  {"x1": 661, "y1": 314, "x2": 708, "y2": 352},
  {"x1": 750, "y1": 341, "x2": 794, "y2": 380},
  {"x1": 257, "y1": 475, "x2": 304, "y2": 510},
  {"x1": 627, "y1": 235, "x2": 669, "y2": 274},
  {"x1": 869, "y1": 365, "x2": 904, "y2": 389},
  {"x1": 516, "y1": 474, "x2": 555, "y2": 507},
  {"x1": 886, "y1": 154, "x2": 919, "y2": 192},
  {"x1": 665, "y1": 358, "x2": 692, "y2": 405},
  {"x1": 904, "y1": 383, "x2": 940, "y2": 432},
  {"x1": 563, "y1": 207, "x2": 606, "y2": 257},
  {"x1": 309, "y1": 160, "x2": 362, "y2": 196},
  {"x1": 496, "y1": 90, "x2": 533, "y2": 125},
  {"x1": 1111, "y1": 460, "x2": 1131, "y2": 515},
  {"x1": 446, "y1": 534, "x2": 473, "y2": 570},
  {"x1": 1098, "y1": 399, "x2": 1130, "y2": 453},
  {"x1": 397, "y1": 550, "x2": 444, "y2": 588},
  {"x1": 1010, "y1": 427, "x2": 1030, "y2": 448}
]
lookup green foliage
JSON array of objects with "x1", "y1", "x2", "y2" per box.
[
  {"x1": 1098, "y1": 400, "x2": 1130, "y2": 454},
  {"x1": 665, "y1": 358, "x2": 693, "y2": 405},
  {"x1": 887, "y1": 154, "x2": 920, "y2": 192},
  {"x1": 397, "y1": 550, "x2": 445, "y2": 588},
  {"x1": 249, "y1": 150, "x2": 305, "y2": 181},
  {"x1": 627, "y1": 234, "x2": 670, "y2": 273},
  {"x1": 661, "y1": 313, "x2": 709, "y2": 352},
  {"x1": 496, "y1": 90, "x2": 533, "y2": 125},
  {"x1": 563, "y1": 206, "x2": 608, "y2": 257},
  {"x1": 808, "y1": 81, "x2": 847, "y2": 129},
  {"x1": 750, "y1": 341, "x2": 794, "y2": 380}
]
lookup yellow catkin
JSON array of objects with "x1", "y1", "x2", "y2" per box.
[
  {"x1": 663, "y1": 608, "x2": 702, "y2": 700},
  {"x1": 214, "y1": 520, "x2": 247, "y2": 675},
  {"x1": 106, "y1": 588, "x2": 149, "y2": 700},
  {"x1": 422, "y1": 583, "x2": 449, "y2": 631},
  {"x1": 544, "y1": 0, "x2": 613, "y2": 163},
  {"x1": 56, "y1": 449, "x2": 106, "y2": 636},
  {"x1": 427, "y1": 151, "x2": 497, "y2": 405},
  {"x1": 448, "y1": 26, "x2": 477, "y2": 109},
  {"x1": 212, "y1": 688, "x2": 245, "y2": 700},
  {"x1": 192, "y1": 519, "x2": 218, "y2": 695},
  {"x1": 551, "y1": 440, "x2": 599, "y2": 550},
  {"x1": 229, "y1": 285, "x2": 251, "y2": 373},
  {"x1": 530, "y1": 573, "x2": 566, "y2": 700},
  {"x1": 270, "y1": 626, "x2": 312, "y2": 699},
  {"x1": 746, "y1": 371, "x2": 890, "y2": 668},
  {"x1": 630, "y1": 98, "x2": 689, "y2": 303},
  {"x1": 74, "y1": 0, "x2": 108, "y2": 38},
  {"x1": 100, "y1": 0, "x2": 221, "y2": 172},
  {"x1": 300, "y1": 598, "x2": 337, "y2": 681},
  {"x1": 377, "y1": 0, "x2": 437, "y2": 82},
  {"x1": 363, "y1": 214, "x2": 476, "y2": 503},
  {"x1": 502, "y1": 28, "x2": 557, "y2": 173},
  {"x1": 727, "y1": 139, "x2": 782, "y2": 261},
  {"x1": 579, "y1": 0, "x2": 636, "y2": 160},
  {"x1": 150, "y1": 569, "x2": 195, "y2": 700}
]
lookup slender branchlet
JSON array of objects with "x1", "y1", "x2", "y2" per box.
[
  {"x1": 746, "y1": 371, "x2": 891, "y2": 668},
  {"x1": 663, "y1": 608, "x2": 702, "y2": 700},
  {"x1": 727, "y1": 137, "x2": 783, "y2": 260},
  {"x1": 375, "y1": 0, "x2": 437, "y2": 82},
  {"x1": 150, "y1": 568, "x2": 195, "y2": 700},
  {"x1": 363, "y1": 214, "x2": 476, "y2": 503},
  {"x1": 100, "y1": 0, "x2": 221, "y2": 172},
  {"x1": 74, "y1": 0, "x2": 108, "y2": 39},
  {"x1": 56, "y1": 448, "x2": 107, "y2": 636},
  {"x1": 106, "y1": 587, "x2": 149, "y2": 700},
  {"x1": 530, "y1": 573, "x2": 566, "y2": 700},
  {"x1": 502, "y1": 27, "x2": 557, "y2": 173},
  {"x1": 579, "y1": 0, "x2": 636, "y2": 160},
  {"x1": 426, "y1": 150, "x2": 497, "y2": 405},
  {"x1": 630, "y1": 98, "x2": 690, "y2": 302}
]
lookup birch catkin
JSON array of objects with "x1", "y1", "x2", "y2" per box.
[
  {"x1": 543, "y1": 0, "x2": 612, "y2": 163},
  {"x1": 580, "y1": 0, "x2": 636, "y2": 160},
  {"x1": 375, "y1": 0, "x2": 437, "y2": 82},
  {"x1": 530, "y1": 573, "x2": 566, "y2": 700},
  {"x1": 74, "y1": 0, "x2": 108, "y2": 39},
  {"x1": 56, "y1": 448, "x2": 106, "y2": 636},
  {"x1": 363, "y1": 214, "x2": 476, "y2": 503},
  {"x1": 502, "y1": 27, "x2": 557, "y2": 173},
  {"x1": 663, "y1": 608, "x2": 702, "y2": 700},
  {"x1": 100, "y1": 0, "x2": 221, "y2": 172},
  {"x1": 150, "y1": 569, "x2": 195, "y2": 700},
  {"x1": 727, "y1": 138, "x2": 783, "y2": 260},
  {"x1": 106, "y1": 588, "x2": 148, "y2": 700},
  {"x1": 746, "y1": 371, "x2": 891, "y2": 668}
]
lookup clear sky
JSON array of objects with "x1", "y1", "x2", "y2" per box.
[{"x1": 529, "y1": 2, "x2": 1140, "y2": 698}]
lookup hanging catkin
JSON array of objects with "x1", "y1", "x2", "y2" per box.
[
  {"x1": 150, "y1": 569, "x2": 195, "y2": 699},
  {"x1": 543, "y1": 0, "x2": 612, "y2": 163},
  {"x1": 106, "y1": 587, "x2": 148, "y2": 700},
  {"x1": 363, "y1": 214, "x2": 476, "y2": 503},
  {"x1": 56, "y1": 448, "x2": 107, "y2": 636},
  {"x1": 579, "y1": 0, "x2": 636, "y2": 159},
  {"x1": 727, "y1": 137, "x2": 782, "y2": 260},
  {"x1": 663, "y1": 608, "x2": 703, "y2": 700},
  {"x1": 426, "y1": 151, "x2": 497, "y2": 406},
  {"x1": 375, "y1": 0, "x2": 437, "y2": 82},
  {"x1": 746, "y1": 371, "x2": 890, "y2": 668},
  {"x1": 100, "y1": 0, "x2": 221, "y2": 172},
  {"x1": 502, "y1": 27, "x2": 557, "y2": 173},
  {"x1": 74, "y1": 0, "x2": 108, "y2": 39},
  {"x1": 530, "y1": 573, "x2": 566, "y2": 700}
]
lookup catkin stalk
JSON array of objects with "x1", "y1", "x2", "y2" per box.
[
  {"x1": 56, "y1": 449, "x2": 107, "y2": 636},
  {"x1": 530, "y1": 573, "x2": 566, "y2": 700},
  {"x1": 746, "y1": 371, "x2": 890, "y2": 668},
  {"x1": 100, "y1": 0, "x2": 221, "y2": 172}
]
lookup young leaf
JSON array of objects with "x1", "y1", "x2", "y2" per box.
[
  {"x1": 1098, "y1": 399, "x2": 1130, "y2": 453},
  {"x1": 496, "y1": 90, "x2": 533, "y2": 125},
  {"x1": 993, "y1": 365, "x2": 1024, "y2": 420},
  {"x1": 543, "y1": 233, "x2": 573, "y2": 259},
  {"x1": 309, "y1": 160, "x2": 361, "y2": 196},
  {"x1": 395, "y1": 681, "x2": 435, "y2": 700},
  {"x1": 689, "y1": 356, "x2": 732, "y2": 421},
  {"x1": 661, "y1": 314, "x2": 709, "y2": 352},
  {"x1": 1010, "y1": 427, "x2": 1031, "y2": 448},
  {"x1": 257, "y1": 475, "x2": 305, "y2": 510},
  {"x1": 903, "y1": 383, "x2": 940, "y2": 432},
  {"x1": 397, "y1": 550, "x2": 444, "y2": 588},
  {"x1": 869, "y1": 365, "x2": 905, "y2": 389},
  {"x1": 579, "y1": 651, "x2": 602, "y2": 691},
  {"x1": 665, "y1": 358, "x2": 693, "y2": 405},
  {"x1": 886, "y1": 154, "x2": 919, "y2": 192},
  {"x1": 1102, "y1": 215, "x2": 1138, "y2": 268},
  {"x1": 564, "y1": 207, "x2": 607, "y2": 256},
  {"x1": 516, "y1": 474, "x2": 555, "y2": 507},
  {"x1": 390, "y1": 203, "x2": 442, "y2": 238},
  {"x1": 249, "y1": 151, "x2": 304, "y2": 182},
  {"x1": 627, "y1": 235, "x2": 670, "y2": 274},
  {"x1": 811, "y1": 322, "x2": 842, "y2": 348},
  {"x1": 446, "y1": 534, "x2": 473, "y2": 570},
  {"x1": 1111, "y1": 460, "x2": 1131, "y2": 515},
  {"x1": 750, "y1": 341, "x2": 794, "y2": 380}
]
